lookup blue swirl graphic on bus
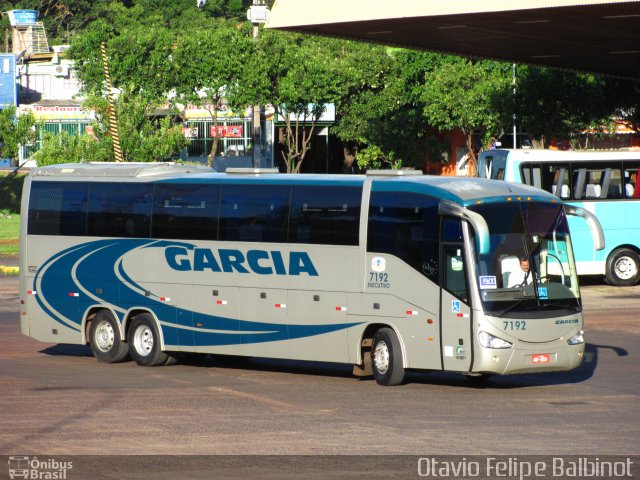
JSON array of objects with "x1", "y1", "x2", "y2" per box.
[{"x1": 34, "y1": 239, "x2": 359, "y2": 345}]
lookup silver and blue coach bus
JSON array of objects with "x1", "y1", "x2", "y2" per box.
[
  {"x1": 19, "y1": 163, "x2": 604, "y2": 385},
  {"x1": 478, "y1": 149, "x2": 640, "y2": 286}
]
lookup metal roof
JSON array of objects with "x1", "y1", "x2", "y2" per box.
[{"x1": 266, "y1": 0, "x2": 640, "y2": 79}]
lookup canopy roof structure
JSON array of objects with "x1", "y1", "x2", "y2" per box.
[{"x1": 266, "y1": 0, "x2": 640, "y2": 78}]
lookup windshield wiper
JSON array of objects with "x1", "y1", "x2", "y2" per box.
[
  {"x1": 539, "y1": 301, "x2": 581, "y2": 312},
  {"x1": 495, "y1": 297, "x2": 536, "y2": 318}
]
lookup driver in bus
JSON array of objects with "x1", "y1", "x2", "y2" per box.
[{"x1": 508, "y1": 256, "x2": 534, "y2": 288}]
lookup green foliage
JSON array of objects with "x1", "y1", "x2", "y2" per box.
[
  {"x1": 0, "y1": 212, "x2": 20, "y2": 257},
  {"x1": 5, "y1": 0, "x2": 248, "y2": 44},
  {"x1": 601, "y1": 78, "x2": 640, "y2": 134},
  {"x1": 172, "y1": 20, "x2": 253, "y2": 163},
  {"x1": 421, "y1": 58, "x2": 511, "y2": 171},
  {"x1": 0, "y1": 172, "x2": 26, "y2": 214},
  {"x1": 33, "y1": 130, "x2": 113, "y2": 165},
  {"x1": 242, "y1": 31, "x2": 355, "y2": 172},
  {"x1": 510, "y1": 66, "x2": 614, "y2": 144},
  {"x1": 0, "y1": 106, "x2": 36, "y2": 161},
  {"x1": 35, "y1": 94, "x2": 188, "y2": 165},
  {"x1": 11, "y1": 0, "x2": 640, "y2": 172}
]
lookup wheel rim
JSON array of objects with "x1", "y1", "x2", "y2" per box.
[
  {"x1": 133, "y1": 325, "x2": 154, "y2": 357},
  {"x1": 94, "y1": 320, "x2": 115, "y2": 353},
  {"x1": 614, "y1": 255, "x2": 638, "y2": 280},
  {"x1": 373, "y1": 340, "x2": 390, "y2": 374}
]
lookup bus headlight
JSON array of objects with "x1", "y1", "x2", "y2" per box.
[
  {"x1": 567, "y1": 330, "x2": 585, "y2": 345},
  {"x1": 478, "y1": 331, "x2": 513, "y2": 349}
]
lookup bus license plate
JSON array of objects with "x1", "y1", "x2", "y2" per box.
[{"x1": 531, "y1": 354, "x2": 550, "y2": 364}]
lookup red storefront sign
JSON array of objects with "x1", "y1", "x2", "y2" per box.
[{"x1": 210, "y1": 125, "x2": 243, "y2": 138}]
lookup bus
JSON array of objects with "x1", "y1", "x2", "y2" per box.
[
  {"x1": 478, "y1": 149, "x2": 640, "y2": 286},
  {"x1": 19, "y1": 163, "x2": 604, "y2": 385}
]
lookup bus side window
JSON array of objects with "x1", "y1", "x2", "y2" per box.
[
  {"x1": 441, "y1": 219, "x2": 467, "y2": 303},
  {"x1": 87, "y1": 183, "x2": 153, "y2": 238},
  {"x1": 607, "y1": 168, "x2": 623, "y2": 199},
  {"x1": 623, "y1": 163, "x2": 640, "y2": 198},
  {"x1": 290, "y1": 185, "x2": 361, "y2": 246},
  {"x1": 574, "y1": 163, "x2": 621, "y2": 200},
  {"x1": 542, "y1": 164, "x2": 569, "y2": 198},
  {"x1": 28, "y1": 181, "x2": 88, "y2": 236},
  {"x1": 152, "y1": 183, "x2": 220, "y2": 240},
  {"x1": 219, "y1": 184, "x2": 290, "y2": 243},
  {"x1": 367, "y1": 191, "x2": 439, "y2": 283}
]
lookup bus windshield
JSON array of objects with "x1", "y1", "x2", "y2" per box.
[{"x1": 469, "y1": 202, "x2": 581, "y2": 317}]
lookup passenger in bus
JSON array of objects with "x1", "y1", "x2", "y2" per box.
[{"x1": 626, "y1": 172, "x2": 637, "y2": 198}]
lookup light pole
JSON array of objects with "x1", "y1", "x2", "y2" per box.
[
  {"x1": 247, "y1": 0, "x2": 270, "y2": 168},
  {"x1": 512, "y1": 63, "x2": 517, "y2": 149}
]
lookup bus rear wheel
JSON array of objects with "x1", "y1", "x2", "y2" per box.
[
  {"x1": 605, "y1": 248, "x2": 640, "y2": 286},
  {"x1": 371, "y1": 328, "x2": 405, "y2": 386},
  {"x1": 128, "y1": 313, "x2": 169, "y2": 366},
  {"x1": 89, "y1": 310, "x2": 128, "y2": 363}
]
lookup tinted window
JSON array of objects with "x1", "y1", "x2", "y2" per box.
[
  {"x1": 623, "y1": 161, "x2": 640, "y2": 198},
  {"x1": 28, "y1": 181, "x2": 88, "y2": 236},
  {"x1": 219, "y1": 184, "x2": 290, "y2": 242},
  {"x1": 572, "y1": 162, "x2": 622, "y2": 200},
  {"x1": 539, "y1": 163, "x2": 571, "y2": 199},
  {"x1": 290, "y1": 185, "x2": 361, "y2": 245},
  {"x1": 368, "y1": 191, "x2": 439, "y2": 282},
  {"x1": 87, "y1": 183, "x2": 153, "y2": 238},
  {"x1": 152, "y1": 183, "x2": 220, "y2": 240}
]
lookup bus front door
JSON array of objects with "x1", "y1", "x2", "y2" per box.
[{"x1": 439, "y1": 219, "x2": 473, "y2": 372}]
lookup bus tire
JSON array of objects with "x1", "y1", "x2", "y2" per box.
[
  {"x1": 89, "y1": 310, "x2": 129, "y2": 363},
  {"x1": 128, "y1": 313, "x2": 169, "y2": 366},
  {"x1": 605, "y1": 248, "x2": 640, "y2": 286},
  {"x1": 371, "y1": 328, "x2": 405, "y2": 386}
]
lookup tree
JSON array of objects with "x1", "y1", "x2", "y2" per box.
[
  {"x1": 508, "y1": 66, "x2": 614, "y2": 146},
  {"x1": 333, "y1": 47, "x2": 436, "y2": 171},
  {"x1": 242, "y1": 30, "x2": 348, "y2": 173},
  {"x1": 172, "y1": 20, "x2": 253, "y2": 164},
  {"x1": 34, "y1": 94, "x2": 188, "y2": 165},
  {"x1": 421, "y1": 57, "x2": 511, "y2": 175},
  {"x1": 0, "y1": 105, "x2": 36, "y2": 162},
  {"x1": 607, "y1": 78, "x2": 640, "y2": 134}
]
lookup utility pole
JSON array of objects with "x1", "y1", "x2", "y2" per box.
[
  {"x1": 512, "y1": 63, "x2": 517, "y2": 149},
  {"x1": 100, "y1": 43, "x2": 123, "y2": 162},
  {"x1": 247, "y1": 0, "x2": 270, "y2": 168}
]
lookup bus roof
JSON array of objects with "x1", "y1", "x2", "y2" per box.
[
  {"x1": 480, "y1": 148, "x2": 640, "y2": 161},
  {"x1": 30, "y1": 162, "x2": 557, "y2": 207}
]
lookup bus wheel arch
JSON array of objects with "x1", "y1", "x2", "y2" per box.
[
  {"x1": 605, "y1": 246, "x2": 640, "y2": 286},
  {"x1": 87, "y1": 309, "x2": 129, "y2": 363},
  {"x1": 126, "y1": 311, "x2": 170, "y2": 366},
  {"x1": 358, "y1": 324, "x2": 406, "y2": 386}
]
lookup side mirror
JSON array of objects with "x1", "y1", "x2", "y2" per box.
[{"x1": 564, "y1": 204, "x2": 605, "y2": 251}]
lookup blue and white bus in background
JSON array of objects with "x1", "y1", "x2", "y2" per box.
[
  {"x1": 478, "y1": 149, "x2": 640, "y2": 286},
  {"x1": 20, "y1": 163, "x2": 604, "y2": 385}
]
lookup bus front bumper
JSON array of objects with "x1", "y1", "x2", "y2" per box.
[{"x1": 473, "y1": 341, "x2": 585, "y2": 375}]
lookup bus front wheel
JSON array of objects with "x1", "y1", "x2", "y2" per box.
[
  {"x1": 128, "y1": 313, "x2": 169, "y2": 366},
  {"x1": 89, "y1": 310, "x2": 129, "y2": 363},
  {"x1": 605, "y1": 248, "x2": 640, "y2": 287},
  {"x1": 371, "y1": 328, "x2": 405, "y2": 386}
]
